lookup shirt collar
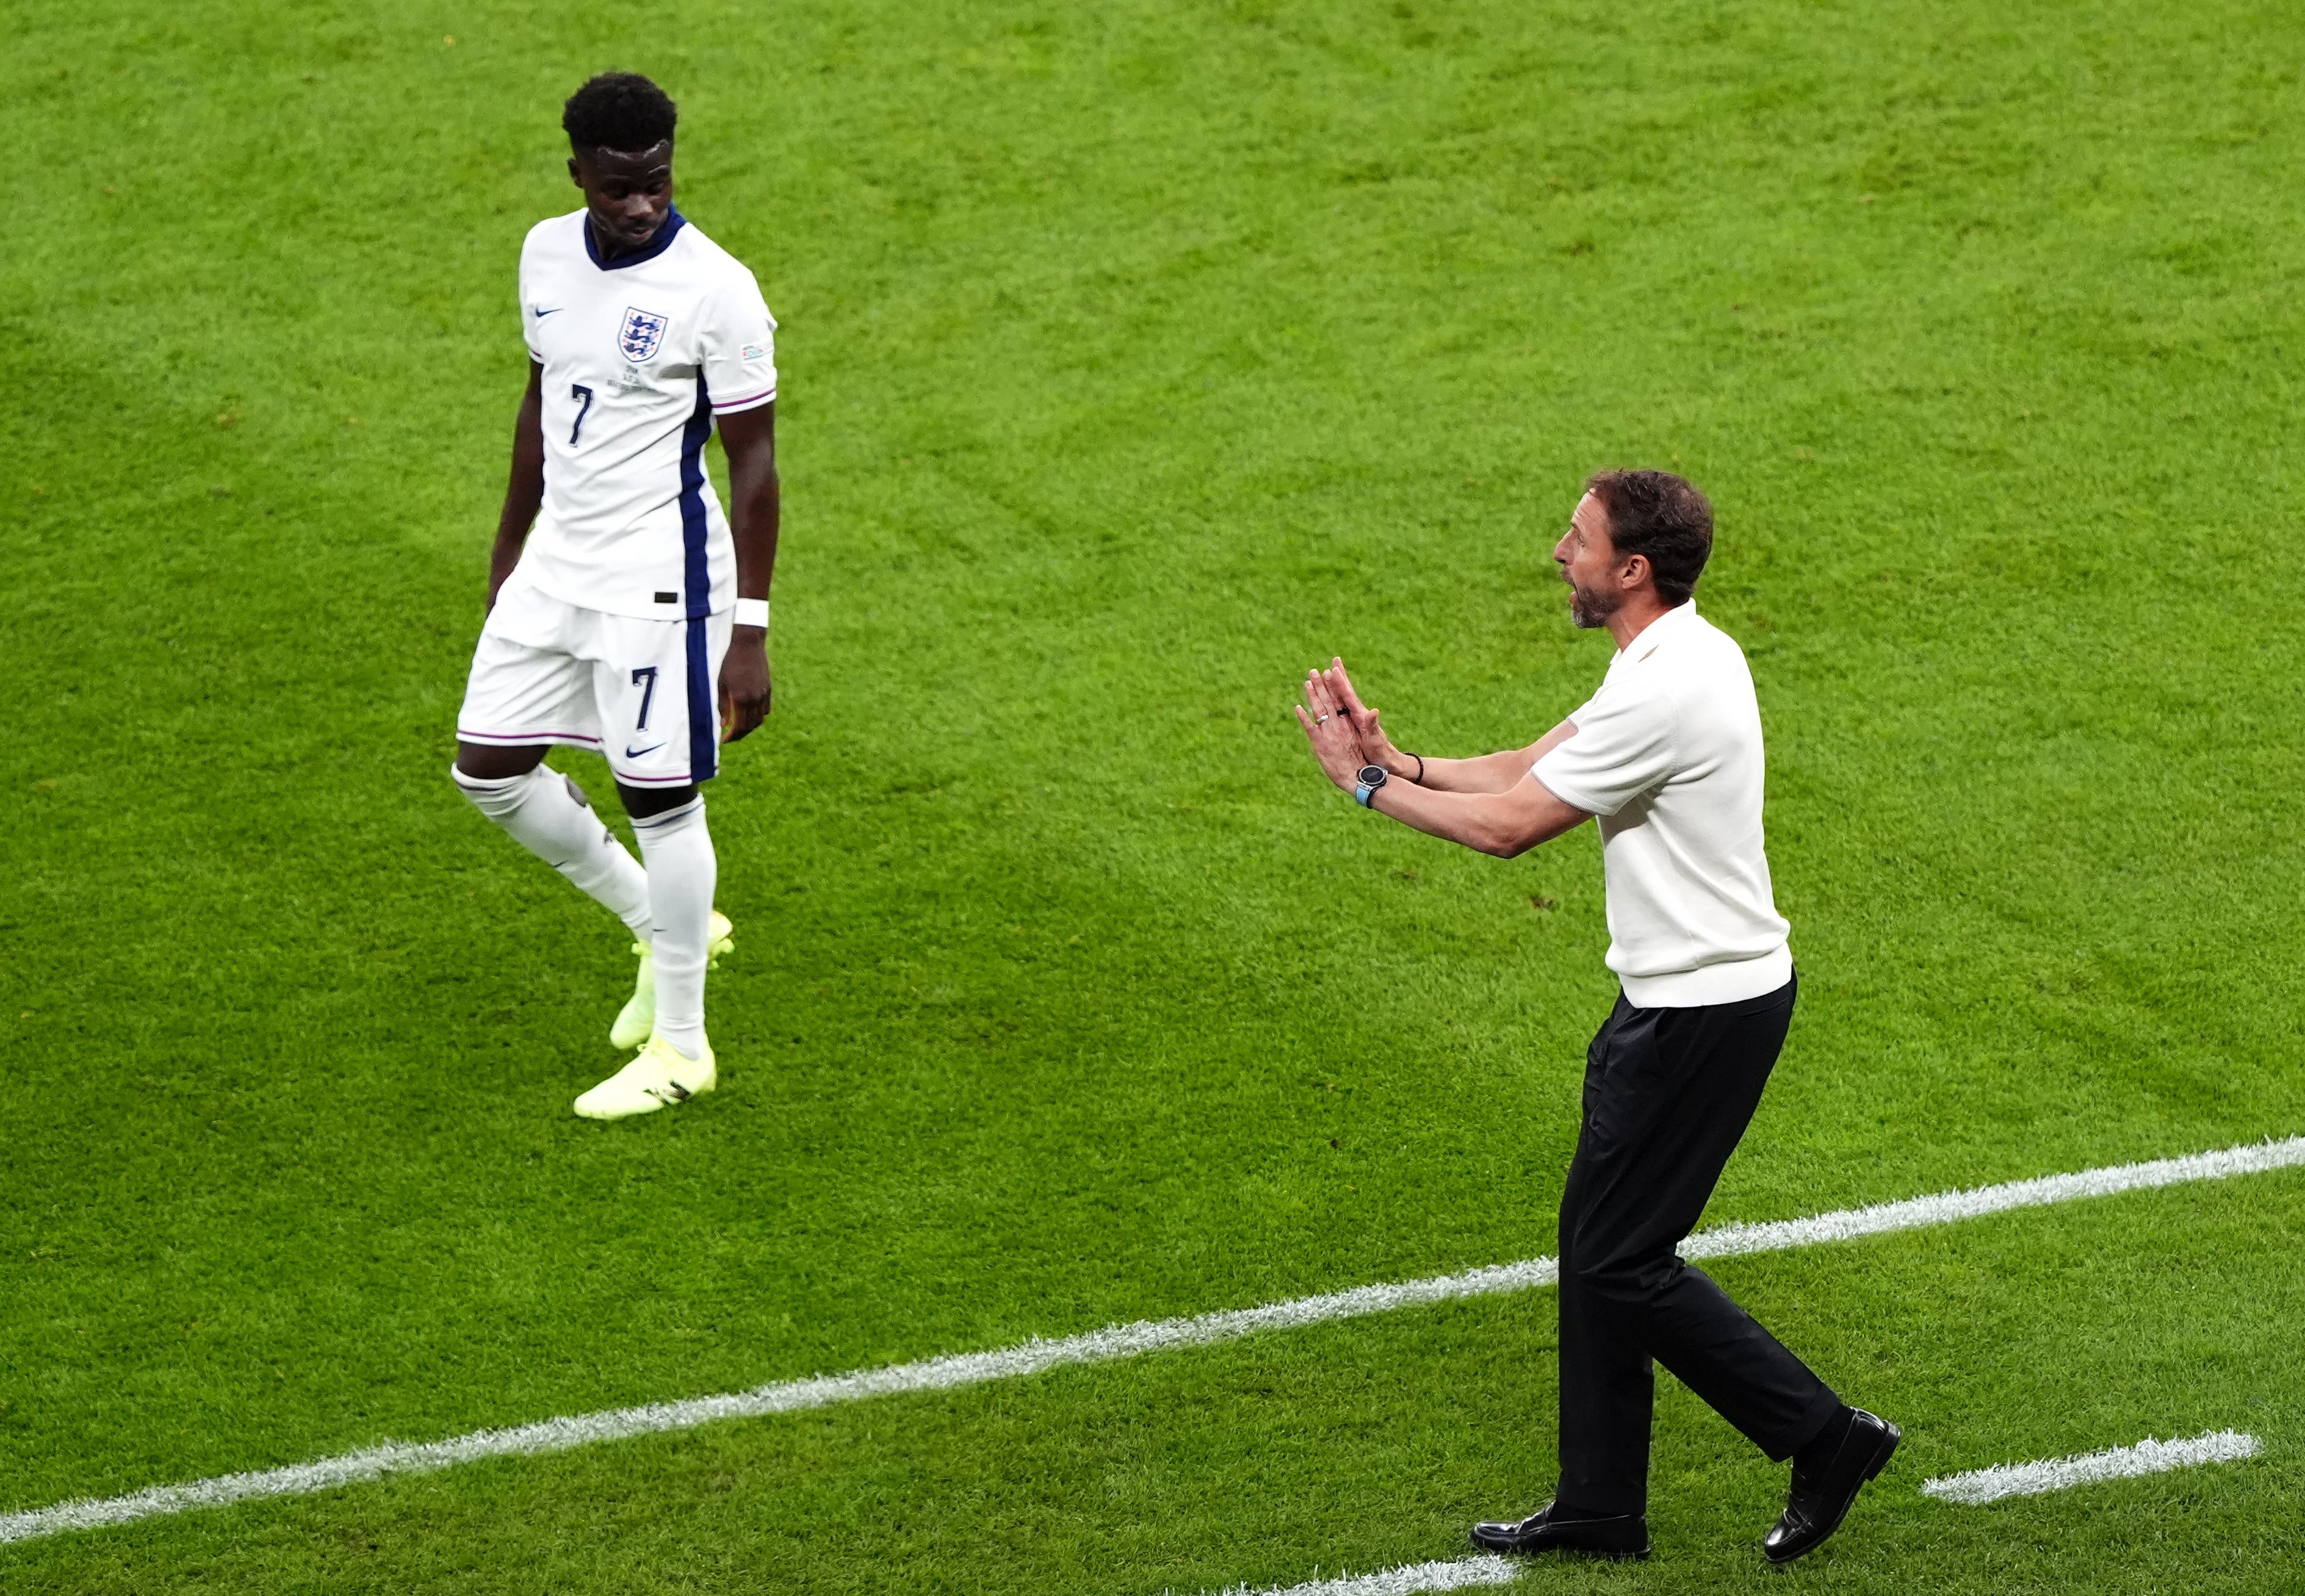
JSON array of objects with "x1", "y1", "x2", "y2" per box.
[
  {"x1": 1618, "y1": 599, "x2": 1698, "y2": 660},
  {"x1": 584, "y1": 207, "x2": 687, "y2": 271}
]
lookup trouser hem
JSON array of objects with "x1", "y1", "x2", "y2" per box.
[{"x1": 1762, "y1": 1386, "x2": 1850, "y2": 1464}]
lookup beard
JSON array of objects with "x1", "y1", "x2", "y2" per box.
[{"x1": 1567, "y1": 580, "x2": 1621, "y2": 630}]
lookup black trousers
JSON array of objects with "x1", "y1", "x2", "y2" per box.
[{"x1": 1556, "y1": 973, "x2": 1842, "y2": 1515}]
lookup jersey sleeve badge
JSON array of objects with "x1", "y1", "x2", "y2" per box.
[{"x1": 618, "y1": 306, "x2": 669, "y2": 362}]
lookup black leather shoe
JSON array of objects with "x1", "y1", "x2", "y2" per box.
[
  {"x1": 1470, "y1": 1501, "x2": 1650, "y2": 1560},
  {"x1": 1762, "y1": 1408, "x2": 1900, "y2": 1564}
]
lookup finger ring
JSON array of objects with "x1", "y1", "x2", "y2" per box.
[{"x1": 1316, "y1": 714, "x2": 1330, "y2": 724}]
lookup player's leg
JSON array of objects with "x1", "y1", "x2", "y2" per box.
[
  {"x1": 613, "y1": 605, "x2": 732, "y2": 1065},
  {"x1": 624, "y1": 778, "x2": 717, "y2": 1068},
  {"x1": 574, "y1": 776, "x2": 722, "y2": 1120},
  {"x1": 452, "y1": 582, "x2": 651, "y2": 937},
  {"x1": 571, "y1": 609, "x2": 730, "y2": 1119},
  {"x1": 605, "y1": 892, "x2": 733, "y2": 1049}
]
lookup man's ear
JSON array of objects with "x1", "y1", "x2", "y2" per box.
[
  {"x1": 1619, "y1": 552, "x2": 1651, "y2": 591},
  {"x1": 567, "y1": 154, "x2": 583, "y2": 188}
]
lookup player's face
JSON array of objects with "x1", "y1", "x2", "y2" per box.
[
  {"x1": 569, "y1": 142, "x2": 676, "y2": 256},
  {"x1": 1553, "y1": 492, "x2": 1626, "y2": 630}
]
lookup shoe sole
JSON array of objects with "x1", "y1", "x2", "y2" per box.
[
  {"x1": 1470, "y1": 1525, "x2": 1651, "y2": 1561},
  {"x1": 573, "y1": 1097, "x2": 667, "y2": 1121},
  {"x1": 1762, "y1": 1422, "x2": 1901, "y2": 1565},
  {"x1": 1473, "y1": 1540, "x2": 1651, "y2": 1561},
  {"x1": 573, "y1": 1071, "x2": 711, "y2": 1118}
]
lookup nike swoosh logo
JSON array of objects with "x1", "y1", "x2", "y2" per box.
[
  {"x1": 624, "y1": 742, "x2": 665, "y2": 758},
  {"x1": 533, "y1": 306, "x2": 562, "y2": 318}
]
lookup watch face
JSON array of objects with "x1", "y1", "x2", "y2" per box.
[{"x1": 1357, "y1": 765, "x2": 1387, "y2": 786}]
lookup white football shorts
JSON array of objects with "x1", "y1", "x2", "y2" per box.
[{"x1": 456, "y1": 572, "x2": 732, "y2": 788}]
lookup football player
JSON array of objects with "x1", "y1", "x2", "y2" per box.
[{"x1": 451, "y1": 72, "x2": 778, "y2": 1120}]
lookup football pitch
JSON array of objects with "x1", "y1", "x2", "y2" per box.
[{"x1": 7, "y1": 0, "x2": 2305, "y2": 1589}]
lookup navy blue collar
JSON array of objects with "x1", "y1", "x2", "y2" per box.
[{"x1": 585, "y1": 207, "x2": 687, "y2": 271}]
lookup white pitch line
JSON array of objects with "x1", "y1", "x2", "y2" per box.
[
  {"x1": 3, "y1": 1135, "x2": 2300, "y2": 1547},
  {"x1": 1922, "y1": 1428, "x2": 2262, "y2": 1505},
  {"x1": 1675, "y1": 1135, "x2": 2304, "y2": 1264},
  {"x1": 1200, "y1": 1555, "x2": 1520, "y2": 1595}
]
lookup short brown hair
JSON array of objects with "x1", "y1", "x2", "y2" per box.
[{"x1": 1583, "y1": 469, "x2": 1713, "y2": 605}]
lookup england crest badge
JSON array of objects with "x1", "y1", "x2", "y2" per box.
[{"x1": 618, "y1": 306, "x2": 669, "y2": 362}]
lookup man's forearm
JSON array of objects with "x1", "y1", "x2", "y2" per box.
[
  {"x1": 488, "y1": 365, "x2": 546, "y2": 606},
  {"x1": 485, "y1": 527, "x2": 528, "y2": 602},
  {"x1": 1300, "y1": 671, "x2": 1587, "y2": 854},
  {"x1": 712, "y1": 410, "x2": 780, "y2": 739},
  {"x1": 1406, "y1": 719, "x2": 1578, "y2": 794},
  {"x1": 730, "y1": 464, "x2": 779, "y2": 602},
  {"x1": 487, "y1": 481, "x2": 541, "y2": 599},
  {"x1": 487, "y1": 478, "x2": 539, "y2": 574},
  {"x1": 718, "y1": 406, "x2": 779, "y2": 605},
  {"x1": 1414, "y1": 749, "x2": 1544, "y2": 793},
  {"x1": 1368, "y1": 775, "x2": 1590, "y2": 859}
]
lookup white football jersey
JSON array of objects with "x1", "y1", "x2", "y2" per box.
[{"x1": 513, "y1": 208, "x2": 777, "y2": 620}]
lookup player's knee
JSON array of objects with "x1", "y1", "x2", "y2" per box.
[
  {"x1": 619, "y1": 781, "x2": 699, "y2": 821},
  {"x1": 453, "y1": 741, "x2": 548, "y2": 782},
  {"x1": 452, "y1": 762, "x2": 546, "y2": 822}
]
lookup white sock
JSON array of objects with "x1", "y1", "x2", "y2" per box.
[
  {"x1": 630, "y1": 794, "x2": 715, "y2": 1059},
  {"x1": 452, "y1": 764, "x2": 652, "y2": 938}
]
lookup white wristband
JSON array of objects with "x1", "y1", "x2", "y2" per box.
[{"x1": 734, "y1": 597, "x2": 770, "y2": 630}]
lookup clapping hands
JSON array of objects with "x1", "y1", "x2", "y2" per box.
[{"x1": 1294, "y1": 657, "x2": 1406, "y2": 792}]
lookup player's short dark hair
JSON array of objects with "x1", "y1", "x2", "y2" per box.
[
  {"x1": 563, "y1": 73, "x2": 677, "y2": 154},
  {"x1": 1583, "y1": 469, "x2": 1713, "y2": 605}
]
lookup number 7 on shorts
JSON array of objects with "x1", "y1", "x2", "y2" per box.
[{"x1": 631, "y1": 666, "x2": 658, "y2": 731}]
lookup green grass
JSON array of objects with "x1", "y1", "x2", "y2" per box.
[{"x1": 5, "y1": 0, "x2": 2304, "y2": 1589}]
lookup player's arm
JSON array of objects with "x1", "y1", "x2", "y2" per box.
[
  {"x1": 485, "y1": 360, "x2": 546, "y2": 613},
  {"x1": 1373, "y1": 769, "x2": 1589, "y2": 858},
  {"x1": 716, "y1": 402, "x2": 778, "y2": 742},
  {"x1": 1296, "y1": 667, "x2": 1591, "y2": 857},
  {"x1": 1322, "y1": 658, "x2": 1575, "y2": 793}
]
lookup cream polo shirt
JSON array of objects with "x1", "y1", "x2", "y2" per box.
[{"x1": 1531, "y1": 601, "x2": 1793, "y2": 1007}]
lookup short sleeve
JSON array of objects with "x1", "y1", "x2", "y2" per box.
[
  {"x1": 1531, "y1": 677, "x2": 1676, "y2": 816},
  {"x1": 702, "y1": 270, "x2": 778, "y2": 415}
]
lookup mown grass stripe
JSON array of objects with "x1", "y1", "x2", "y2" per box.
[
  {"x1": 4, "y1": 1135, "x2": 2298, "y2": 1547},
  {"x1": 1921, "y1": 1429, "x2": 2263, "y2": 1505}
]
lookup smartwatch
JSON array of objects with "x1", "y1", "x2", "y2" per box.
[{"x1": 1355, "y1": 764, "x2": 1389, "y2": 808}]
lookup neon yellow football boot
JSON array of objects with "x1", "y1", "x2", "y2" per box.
[
  {"x1": 572, "y1": 1034, "x2": 718, "y2": 1120},
  {"x1": 610, "y1": 911, "x2": 734, "y2": 1050}
]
